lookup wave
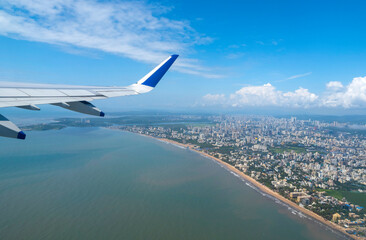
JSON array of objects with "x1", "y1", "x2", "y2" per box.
[{"x1": 157, "y1": 139, "x2": 187, "y2": 150}]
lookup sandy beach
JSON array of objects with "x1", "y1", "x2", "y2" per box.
[{"x1": 139, "y1": 133, "x2": 361, "y2": 240}]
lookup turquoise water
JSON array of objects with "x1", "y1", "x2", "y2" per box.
[{"x1": 0, "y1": 128, "x2": 348, "y2": 240}]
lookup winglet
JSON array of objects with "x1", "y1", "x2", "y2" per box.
[{"x1": 137, "y1": 55, "x2": 179, "y2": 88}]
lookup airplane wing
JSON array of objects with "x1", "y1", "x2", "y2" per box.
[{"x1": 0, "y1": 54, "x2": 179, "y2": 139}]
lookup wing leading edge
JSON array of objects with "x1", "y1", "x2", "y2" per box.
[{"x1": 0, "y1": 54, "x2": 179, "y2": 139}]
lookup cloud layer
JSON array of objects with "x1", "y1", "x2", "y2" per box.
[
  {"x1": 203, "y1": 77, "x2": 366, "y2": 109},
  {"x1": 0, "y1": 0, "x2": 219, "y2": 77}
]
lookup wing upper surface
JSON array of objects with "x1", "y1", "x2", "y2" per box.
[
  {"x1": 0, "y1": 87, "x2": 139, "y2": 108},
  {"x1": 0, "y1": 54, "x2": 179, "y2": 139},
  {"x1": 0, "y1": 55, "x2": 179, "y2": 108}
]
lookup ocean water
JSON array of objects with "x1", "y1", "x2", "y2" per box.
[{"x1": 0, "y1": 128, "x2": 349, "y2": 240}]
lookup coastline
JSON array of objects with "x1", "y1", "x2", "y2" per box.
[{"x1": 138, "y1": 133, "x2": 359, "y2": 240}]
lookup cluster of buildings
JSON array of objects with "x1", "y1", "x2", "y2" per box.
[{"x1": 116, "y1": 115, "x2": 366, "y2": 237}]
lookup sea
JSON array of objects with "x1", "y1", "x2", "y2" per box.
[{"x1": 0, "y1": 127, "x2": 350, "y2": 240}]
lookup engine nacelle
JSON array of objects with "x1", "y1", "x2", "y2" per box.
[{"x1": 0, "y1": 114, "x2": 26, "y2": 139}]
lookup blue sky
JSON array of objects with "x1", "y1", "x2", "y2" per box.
[{"x1": 1, "y1": 0, "x2": 366, "y2": 115}]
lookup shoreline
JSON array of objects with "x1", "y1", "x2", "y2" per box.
[{"x1": 137, "y1": 133, "x2": 358, "y2": 240}]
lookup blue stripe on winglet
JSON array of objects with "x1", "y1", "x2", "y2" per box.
[{"x1": 142, "y1": 54, "x2": 179, "y2": 88}]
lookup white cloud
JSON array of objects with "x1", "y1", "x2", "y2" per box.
[
  {"x1": 322, "y1": 77, "x2": 366, "y2": 108},
  {"x1": 228, "y1": 83, "x2": 317, "y2": 108},
  {"x1": 275, "y1": 72, "x2": 312, "y2": 83},
  {"x1": 0, "y1": 0, "x2": 220, "y2": 78},
  {"x1": 326, "y1": 81, "x2": 344, "y2": 90},
  {"x1": 202, "y1": 94, "x2": 226, "y2": 105},
  {"x1": 203, "y1": 76, "x2": 366, "y2": 109},
  {"x1": 282, "y1": 88, "x2": 318, "y2": 107},
  {"x1": 287, "y1": 72, "x2": 312, "y2": 80},
  {"x1": 226, "y1": 52, "x2": 245, "y2": 59},
  {"x1": 228, "y1": 43, "x2": 246, "y2": 48},
  {"x1": 229, "y1": 83, "x2": 278, "y2": 106}
]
